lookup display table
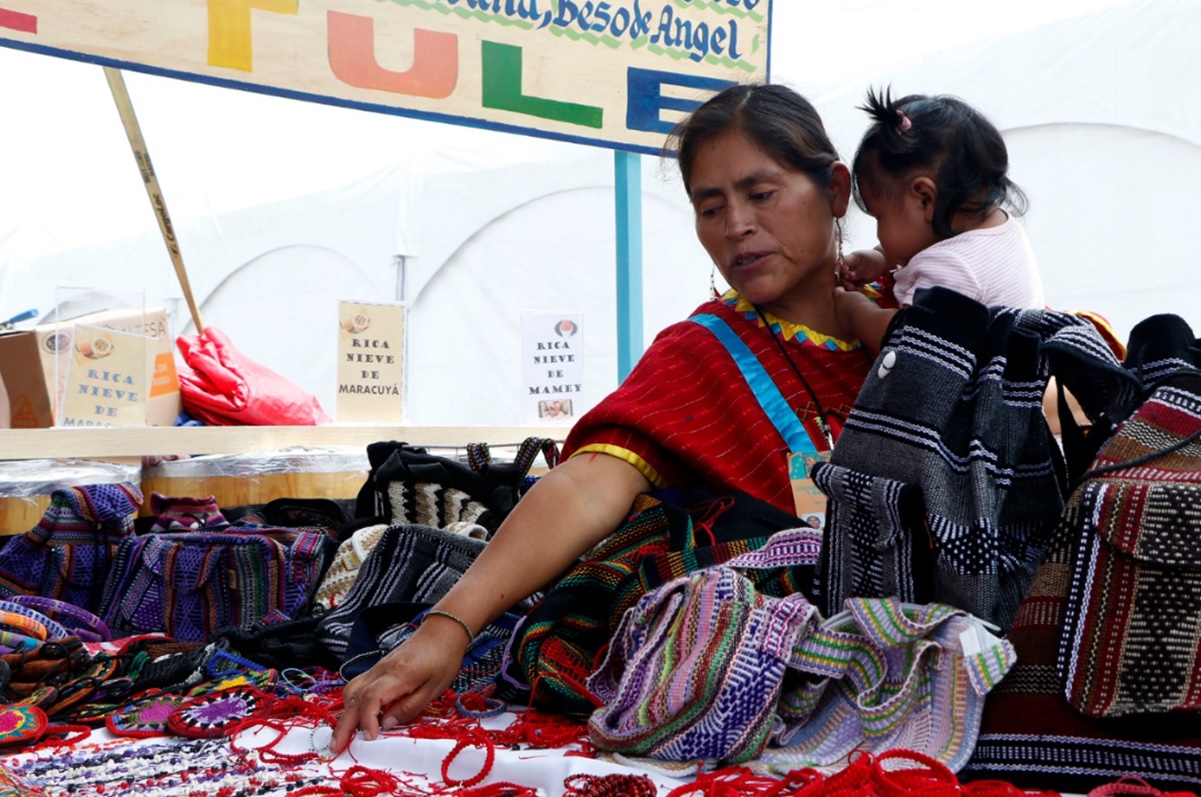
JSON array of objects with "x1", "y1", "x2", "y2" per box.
[{"x1": 0, "y1": 425, "x2": 573, "y2": 461}]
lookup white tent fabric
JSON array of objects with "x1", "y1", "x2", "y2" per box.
[
  {"x1": 2, "y1": 0, "x2": 1198, "y2": 425},
  {"x1": 780, "y1": 0, "x2": 1201, "y2": 348}
]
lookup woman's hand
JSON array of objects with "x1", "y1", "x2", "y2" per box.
[
  {"x1": 837, "y1": 247, "x2": 888, "y2": 290},
  {"x1": 327, "y1": 452, "x2": 651, "y2": 755},
  {"x1": 330, "y1": 617, "x2": 468, "y2": 753}
]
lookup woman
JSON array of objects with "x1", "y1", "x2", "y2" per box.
[{"x1": 330, "y1": 83, "x2": 873, "y2": 753}]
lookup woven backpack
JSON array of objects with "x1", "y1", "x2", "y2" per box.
[
  {"x1": 963, "y1": 313, "x2": 1201, "y2": 794},
  {"x1": 813, "y1": 287, "x2": 1135, "y2": 631}
]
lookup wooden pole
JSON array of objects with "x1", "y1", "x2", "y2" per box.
[{"x1": 104, "y1": 67, "x2": 205, "y2": 334}]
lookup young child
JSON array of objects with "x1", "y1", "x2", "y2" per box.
[{"x1": 834, "y1": 88, "x2": 1044, "y2": 355}]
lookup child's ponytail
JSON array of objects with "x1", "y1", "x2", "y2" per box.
[{"x1": 858, "y1": 87, "x2": 921, "y2": 157}]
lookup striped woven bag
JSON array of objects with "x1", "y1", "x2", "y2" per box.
[
  {"x1": 1058, "y1": 342, "x2": 1201, "y2": 717},
  {"x1": 962, "y1": 313, "x2": 1201, "y2": 795},
  {"x1": 586, "y1": 527, "x2": 823, "y2": 765},
  {"x1": 0, "y1": 483, "x2": 142, "y2": 613},
  {"x1": 813, "y1": 286, "x2": 1134, "y2": 633},
  {"x1": 766, "y1": 597, "x2": 1016, "y2": 775}
]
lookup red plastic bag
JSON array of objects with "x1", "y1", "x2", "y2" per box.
[{"x1": 176, "y1": 326, "x2": 330, "y2": 426}]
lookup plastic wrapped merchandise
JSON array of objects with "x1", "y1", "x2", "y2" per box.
[
  {"x1": 0, "y1": 459, "x2": 142, "y2": 537},
  {"x1": 139, "y1": 446, "x2": 369, "y2": 522}
]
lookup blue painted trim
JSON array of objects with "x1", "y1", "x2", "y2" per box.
[
  {"x1": 614, "y1": 150, "x2": 644, "y2": 382},
  {"x1": 688, "y1": 313, "x2": 816, "y2": 454}
]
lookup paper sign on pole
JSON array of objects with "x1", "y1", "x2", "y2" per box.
[
  {"x1": 0, "y1": 0, "x2": 772, "y2": 154},
  {"x1": 336, "y1": 300, "x2": 406, "y2": 423},
  {"x1": 521, "y1": 312, "x2": 582, "y2": 424},
  {"x1": 58, "y1": 325, "x2": 155, "y2": 427}
]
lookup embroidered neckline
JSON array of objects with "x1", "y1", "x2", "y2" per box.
[{"x1": 722, "y1": 292, "x2": 863, "y2": 352}]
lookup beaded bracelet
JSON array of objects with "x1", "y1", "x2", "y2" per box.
[
  {"x1": 422, "y1": 609, "x2": 474, "y2": 645},
  {"x1": 9, "y1": 595, "x2": 110, "y2": 642},
  {"x1": 0, "y1": 600, "x2": 70, "y2": 639},
  {"x1": 0, "y1": 629, "x2": 39, "y2": 652},
  {"x1": 0, "y1": 609, "x2": 48, "y2": 641}
]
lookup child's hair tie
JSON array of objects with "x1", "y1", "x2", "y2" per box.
[{"x1": 896, "y1": 109, "x2": 912, "y2": 132}]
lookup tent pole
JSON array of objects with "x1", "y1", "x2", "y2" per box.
[
  {"x1": 614, "y1": 150, "x2": 643, "y2": 383},
  {"x1": 104, "y1": 67, "x2": 205, "y2": 334}
]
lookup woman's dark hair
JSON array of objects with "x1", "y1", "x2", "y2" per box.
[
  {"x1": 666, "y1": 83, "x2": 840, "y2": 198},
  {"x1": 851, "y1": 87, "x2": 1027, "y2": 239}
]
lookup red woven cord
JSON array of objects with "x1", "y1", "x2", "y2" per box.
[
  {"x1": 872, "y1": 750, "x2": 959, "y2": 797},
  {"x1": 666, "y1": 766, "x2": 786, "y2": 796},
  {"x1": 392, "y1": 689, "x2": 589, "y2": 752},
  {"x1": 963, "y1": 780, "x2": 1061, "y2": 797},
  {"x1": 32, "y1": 723, "x2": 90, "y2": 749},
  {"x1": 494, "y1": 708, "x2": 590, "y2": 750},
  {"x1": 452, "y1": 784, "x2": 541, "y2": 797},
  {"x1": 689, "y1": 495, "x2": 735, "y2": 548},
  {"x1": 292, "y1": 765, "x2": 407, "y2": 797},
  {"x1": 440, "y1": 730, "x2": 496, "y2": 788},
  {"x1": 792, "y1": 752, "x2": 876, "y2": 797},
  {"x1": 1087, "y1": 776, "x2": 1196, "y2": 797}
]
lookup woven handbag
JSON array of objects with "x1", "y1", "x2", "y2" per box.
[
  {"x1": 354, "y1": 437, "x2": 559, "y2": 536},
  {"x1": 764, "y1": 597, "x2": 1015, "y2": 775},
  {"x1": 315, "y1": 523, "x2": 497, "y2": 660},
  {"x1": 1058, "y1": 372, "x2": 1201, "y2": 717},
  {"x1": 814, "y1": 286, "x2": 1134, "y2": 631},
  {"x1": 586, "y1": 527, "x2": 823, "y2": 765},
  {"x1": 312, "y1": 523, "x2": 391, "y2": 611},
  {"x1": 97, "y1": 525, "x2": 329, "y2": 642},
  {"x1": 0, "y1": 483, "x2": 142, "y2": 612},
  {"x1": 963, "y1": 313, "x2": 1201, "y2": 794}
]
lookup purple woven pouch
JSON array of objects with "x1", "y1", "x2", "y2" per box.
[
  {"x1": 0, "y1": 483, "x2": 142, "y2": 612},
  {"x1": 98, "y1": 532, "x2": 288, "y2": 642},
  {"x1": 587, "y1": 528, "x2": 822, "y2": 765}
]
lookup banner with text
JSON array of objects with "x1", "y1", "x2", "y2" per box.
[
  {"x1": 521, "y1": 311, "x2": 582, "y2": 424},
  {"x1": 336, "y1": 299, "x2": 406, "y2": 422},
  {"x1": 0, "y1": 0, "x2": 771, "y2": 154}
]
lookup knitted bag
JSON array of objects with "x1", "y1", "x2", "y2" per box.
[
  {"x1": 586, "y1": 528, "x2": 823, "y2": 765},
  {"x1": 814, "y1": 286, "x2": 1133, "y2": 631},
  {"x1": 315, "y1": 523, "x2": 496, "y2": 660},
  {"x1": 1057, "y1": 353, "x2": 1201, "y2": 717},
  {"x1": 504, "y1": 487, "x2": 807, "y2": 718},
  {"x1": 355, "y1": 437, "x2": 559, "y2": 536},
  {"x1": 0, "y1": 483, "x2": 143, "y2": 613},
  {"x1": 312, "y1": 523, "x2": 391, "y2": 611},
  {"x1": 764, "y1": 597, "x2": 1016, "y2": 775},
  {"x1": 962, "y1": 314, "x2": 1201, "y2": 794}
]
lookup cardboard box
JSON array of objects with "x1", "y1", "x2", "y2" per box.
[{"x1": 0, "y1": 307, "x2": 181, "y2": 428}]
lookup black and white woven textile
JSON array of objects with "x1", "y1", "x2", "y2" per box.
[{"x1": 814, "y1": 286, "x2": 1134, "y2": 631}]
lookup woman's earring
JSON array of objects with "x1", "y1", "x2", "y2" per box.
[
  {"x1": 835, "y1": 218, "x2": 846, "y2": 274},
  {"x1": 710, "y1": 264, "x2": 720, "y2": 300}
]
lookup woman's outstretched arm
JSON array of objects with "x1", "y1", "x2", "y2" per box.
[{"x1": 329, "y1": 451, "x2": 651, "y2": 753}]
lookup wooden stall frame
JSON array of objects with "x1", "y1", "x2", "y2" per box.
[{"x1": 0, "y1": 425, "x2": 572, "y2": 461}]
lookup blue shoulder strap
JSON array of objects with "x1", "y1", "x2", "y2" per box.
[{"x1": 689, "y1": 313, "x2": 817, "y2": 454}]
